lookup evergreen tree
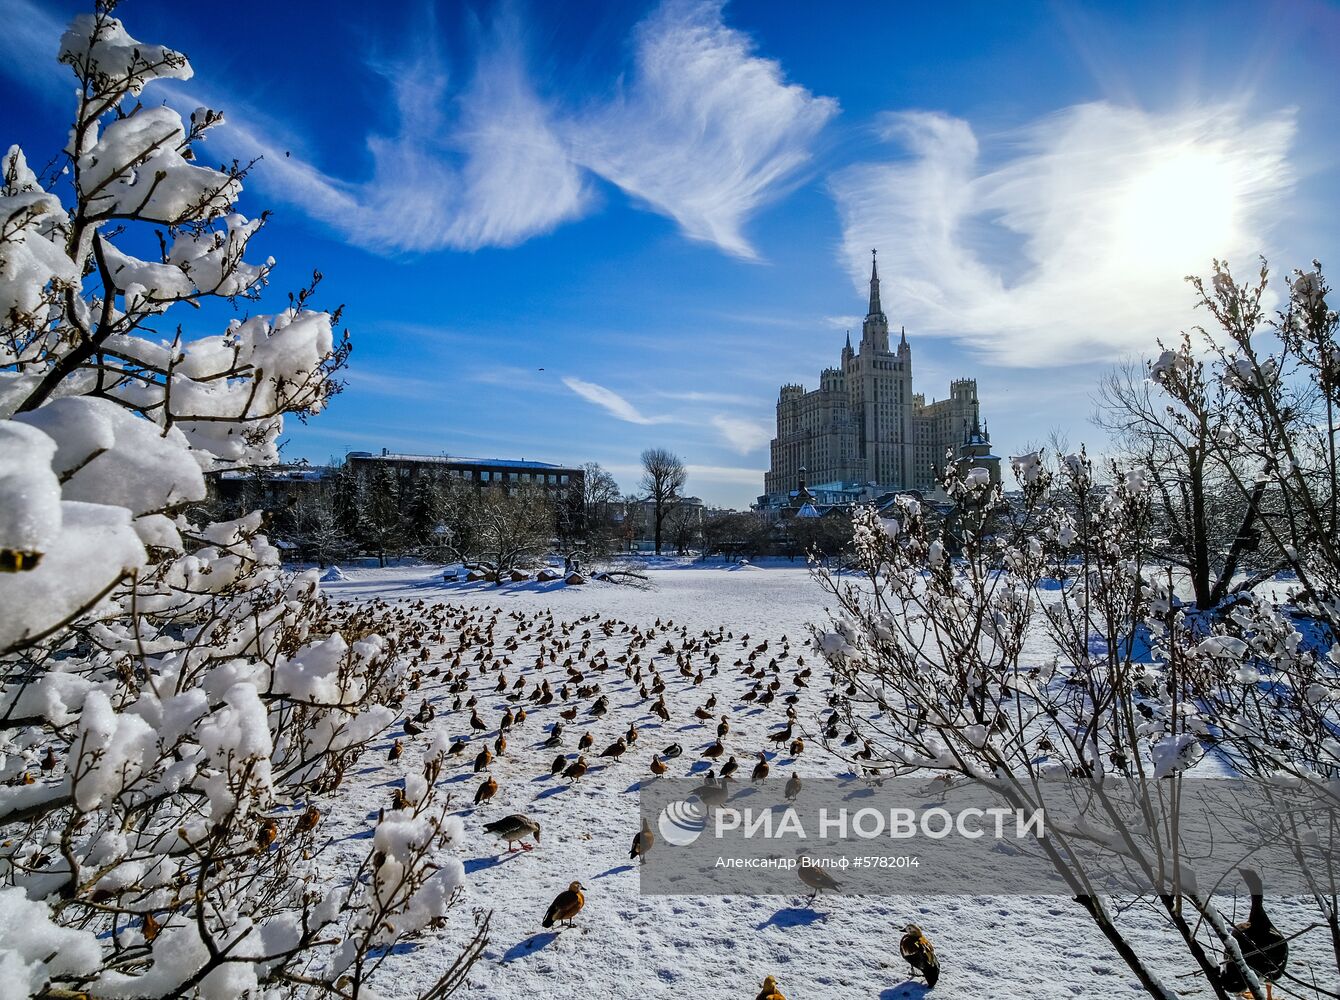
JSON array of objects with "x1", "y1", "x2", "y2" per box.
[{"x1": 362, "y1": 466, "x2": 405, "y2": 567}]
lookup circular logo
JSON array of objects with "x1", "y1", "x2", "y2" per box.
[{"x1": 657, "y1": 796, "x2": 707, "y2": 847}]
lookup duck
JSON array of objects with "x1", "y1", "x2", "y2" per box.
[
  {"x1": 900, "y1": 923, "x2": 940, "y2": 987},
  {"x1": 661, "y1": 742, "x2": 684, "y2": 759},
  {"x1": 295, "y1": 804, "x2": 321, "y2": 833},
  {"x1": 599, "y1": 736, "x2": 627, "y2": 762},
  {"x1": 256, "y1": 818, "x2": 278, "y2": 850},
  {"x1": 696, "y1": 772, "x2": 730, "y2": 810},
  {"x1": 785, "y1": 771, "x2": 802, "y2": 801},
  {"x1": 541, "y1": 880, "x2": 586, "y2": 928},
  {"x1": 474, "y1": 775, "x2": 498, "y2": 805},
  {"x1": 483, "y1": 813, "x2": 541, "y2": 853},
  {"x1": 751, "y1": 751, "x2": 770, "y2": 784},
  {"x1": 630, "y1": 818, "x2": 654, "y2": 863},
  {"x1": 796, "y1": 851, "x2": 839, "y2": 902},
  {"x1": 1219, "y1": 869, "x2": 1287, "y2": 1000},
  {"x1": 756, "y1": 975, "x2": 786, "y2": 1000},
  {"x1": 649, "y1": 755, "x2": 668, "y2": 777},
  {"x1": 551, "y1": 753, "x2": 567, "y2": 775},
  {"x1": 563, "y1": 755, "x2": 588, "y2": 783}
]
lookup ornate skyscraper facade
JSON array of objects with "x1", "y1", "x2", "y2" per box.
[{"x1": 763, "y1": 252, "x2": 990, "y2": 500}]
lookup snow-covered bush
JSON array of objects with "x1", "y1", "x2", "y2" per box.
[
  {"x1": 0, "y1": 5, "x2": 483, "y2": 996},
  {"x1": 814, "y1": 260, "x2": 1340, "y2": 998}
]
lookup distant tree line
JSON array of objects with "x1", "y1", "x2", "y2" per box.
[{"x1": 214, "y1": 460, "x2": 628, "y2": 573}]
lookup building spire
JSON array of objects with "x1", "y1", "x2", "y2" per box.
[{"x1": 867, "y1": 248, "x2": 883, "y2": 318}]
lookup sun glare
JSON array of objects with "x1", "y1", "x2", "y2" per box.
[{"x1": 1117, "y1": 147, "x2": 1237, "y2": 271}]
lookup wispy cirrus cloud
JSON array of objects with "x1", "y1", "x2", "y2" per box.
[
  {"x1": 208, "y1": 14, "x2": 589, "y2": 253},
  {"x1": 567, "y1": 0, "x2": 838, "y2": 259},
  {"x1": 710, "y1": 414, "x2": 771, "y2": 455},
  {"x1": 562, "y1": 377, "x2": 672, "y2": 425},
  {"x1": 0, "y1": 0, "x2": 833, "y2": 259},
  {"x1": 564, "y1": 378, "x2": 772, "y2": 457},
  {"x1": 831, "y1": 102, "x2": 1296, "y2": 367}
]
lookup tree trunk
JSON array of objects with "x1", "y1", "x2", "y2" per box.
[{"x1": 1188, "y1": 446, "x2": 1212, "y2": 608}]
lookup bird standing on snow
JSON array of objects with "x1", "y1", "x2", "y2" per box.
[
  {"x1": 630, "y1": 817, "x2": 654, "y2": 863},
  {"x1": 483, "y1": 813, "x2": 541, "y2": 853},
  {"x1": 899, "y1": 923, "x2": 940, "y2": 988},
  {"x1": 474, "y1": 774, "x2": 498, "y2": 805},
  {"x1": 755, "y1": 975, "x2": 786, "y2": 1000},
  {"x1": 1219, "y1": 868, "x2": 1287, "y2": 1000},
  {"x1": 796, "y1": 850, "x2": 839, "y2": 902},
  {"x1": 751, "y1": 751, "x2": 769, "y2": 783},
  {"x1": 541, "y1": 880, "x2": 586, "y2": 928}
]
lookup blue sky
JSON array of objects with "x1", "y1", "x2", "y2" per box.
[{"x1": 3, "y1": 0, "x2": 1337, "y2": 507}]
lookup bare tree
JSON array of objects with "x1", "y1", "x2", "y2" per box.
[
  {"x1": 639, "y1": 447, "x2": 688, "y2": 555},
  {"x1": 574, "y1": 461, "x2": 621, "y2": 555},
  {"x1": 469, "y1": 485, "x2": 554, "y2": 583},
  {"x1": 1095, "y1": 361, "x2": 1282, "y2": 609}
]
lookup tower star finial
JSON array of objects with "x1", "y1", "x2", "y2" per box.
[{"x1": 867, "y1": 248, "x2": 883, "y2": 319}]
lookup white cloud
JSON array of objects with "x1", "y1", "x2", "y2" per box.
[
  {"x1": 566, "y1": 0, "x2": 838, "y2": 259},
  {"x1": 711, "y1": 414, "x2": 772, "y2": 454},
  {"x1": 824, "y1": 315, "x2": 862, "y2": 331},
  {"x1": 831, "y1": 102, "x2": 1296, "y2": 366},
  {"x1": 0, "y1": 0, "x2": 63, "y2": 93},
  {"x1": 207, "y1": 23, "x2": 589, "y2": 253},
  {"x1": 562, "y1": 377, "x2": 671, "y2": 425},
  {"x1": 0, "y1": 0, "x2": 831, "y2": 258},
  {"x1": 684, "y1": 463, "x2": 767, "y2": 489},
  {"x1": 656, "y1": 389, "x2": 753, "y2": 405}
]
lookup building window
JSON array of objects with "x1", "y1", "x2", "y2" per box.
[{"x1": 560, "y1": 474, "x2": 569, "y2": 484}]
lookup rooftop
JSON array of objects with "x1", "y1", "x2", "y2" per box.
[{"x1": 347, "y1": 452, "x2": 577, "y2": 471}]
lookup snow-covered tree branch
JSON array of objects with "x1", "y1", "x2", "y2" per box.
[{"x1": 0, "y1": 5, "x2": 480, "y2": 996}]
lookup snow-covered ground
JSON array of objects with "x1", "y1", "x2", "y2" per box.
[{"x1": 317, "y1": 561, "x2": 1329, "y2": 1000}]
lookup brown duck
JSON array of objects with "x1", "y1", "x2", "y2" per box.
[
  {"x1": 541, "y1": 880, "x2": 586, "y2": 928},
  {"x1": 900, "y1": 923, "x2": 940, "y2": 987}
]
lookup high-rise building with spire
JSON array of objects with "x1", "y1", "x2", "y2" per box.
[{"x1": 762, "y1": 250, "x2": 994, "y2": 500}]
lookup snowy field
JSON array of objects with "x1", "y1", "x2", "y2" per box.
[{"x1": 317, "y1": 561, "x2": 1329, "y2": 1000}]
